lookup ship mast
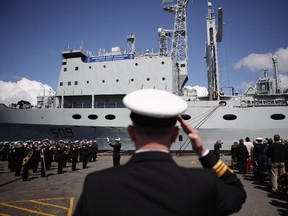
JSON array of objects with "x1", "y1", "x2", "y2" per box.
[
  {"x1": 205, "y1": 1, "x2": 223, "y2": 100},
  {"x1": 162, "y1": 0, "x2": 189, "y2": 93}
]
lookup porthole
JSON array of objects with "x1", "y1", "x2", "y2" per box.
[
  {"x1": 181, "y1": 114, "x2": 191, "y2": 120},
  {"x1": 146, "y1": 78, "x2": 150, "y2": 81},
  {"x1": 131, "y1": 78, "x2": 134, "y2": 82},
  {"x1": 161, "y1": 61, "x2": 165, "y2": 65},
  {"x1": 135, "y1": 63, "x2": 138, "y2": 66},
  {"x1": 162, "y1": 77, "x2": 165, "y2": 81},
  {"x1": 223, "y1": 114, "x2": 237, "y2": 120},
  {"x1": 103, "y1": 65, "x2": 106, "y2": 68},
  {"x1": 72, "y1": 114, "x2": 82, "y2": 120},
  {"x1": 102, "y1": 80, "x2": 105, "y2": 83},
  {"x1": 105, "y1": 114, "x2": 116, "y2": 120},
  {"x1": 116, "y1": 79, "x2": 119, "y2": 82},
  {"x1": 88, "y1": 114, "x2": 98, "y2": 120},
  {"x1": 219, "y1": 101, "x2": 227, "y2": 106},
  {"x1": 270, "y1": 114, "x2": 286, "y2": 120}
]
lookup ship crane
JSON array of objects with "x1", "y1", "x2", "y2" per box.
[
  {"x1": 272, "y1": 55, "x2": 282, "y2": 94},
  {"x1": 205, "y1": 1, "x2": 223, "y2": 100},
  {"x1": 162, "y1": 0, "x2": 189, "y2": 94}
]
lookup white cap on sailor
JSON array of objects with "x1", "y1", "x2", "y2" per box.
[
  {"x1": 123, "y1": 89, "x2": 187, "y2": 128},
  {"x1": 256, "y1": 137, "x2": 263, "y2": 141}
]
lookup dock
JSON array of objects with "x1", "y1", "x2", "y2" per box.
[{"x1": 0, "y1": 154, "x2": 287, "y2": 215}]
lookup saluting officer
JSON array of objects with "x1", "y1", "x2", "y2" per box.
[
  {"x1": 107, "y1": 137, "x2": 121, "y2": 166},
  {"x1": 74, "y1": 89, "x2": 246, "y2": 216}
]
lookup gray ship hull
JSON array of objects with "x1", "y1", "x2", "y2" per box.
[{"x1": 1, "y1": 102, "x2": 287, "y2": 151}]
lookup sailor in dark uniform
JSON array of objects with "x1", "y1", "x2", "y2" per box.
[
  {"x1": 74, "y1": 89, "x2": 246, "y2": 216},
  {"x1": 31, "y1": 141, "x2": 41, "y2": 173},
  {"x1": 107, "y1": 137, "x2": 121, "y2": 166},
  {"x1": 79, "y1": 140, "x2": 89, "y2": 169},
  {"x1": 70, "y1": 143, "x2": 79, "y2": 171},
  {"x1": 22, "y1": 141, "x2": 33, "y2": 181},
  {"x1": 8, "y1": 142, "x2": 16, "y2": 172},
  {"x1": 55, "y1": 140, "x2": 66, "y2": 174},
  {"x1": 14, "y1": 141, "x2": 25, "y2": 177},
  {"x1": 40, "y1": 139, "x2": 51, "y2": 177}
]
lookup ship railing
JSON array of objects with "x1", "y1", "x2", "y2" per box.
[
  {"x1": 62, "y1": 102, "x2": 125, "y2": 109},
  {"x1": 240, "y1": 98, "x2": 288, "y2": 107},
  {"x1": 94, "y1": 102, "x2": 125, "y2": 109}
]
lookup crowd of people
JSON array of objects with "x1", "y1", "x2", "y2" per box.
[
  {"x1": 229, "y1": 135, "x2": 288, "y2": 194},
  {"x1": 0, "y1": 139, "x2": 100, "y2": 181}
]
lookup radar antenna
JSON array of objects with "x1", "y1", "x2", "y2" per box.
[{"x1": 162, "y1": 0, "x2": 189, "y2": 93}]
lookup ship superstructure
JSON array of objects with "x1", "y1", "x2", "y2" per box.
[{"x1": 0, "y1": 0, "x2": 287, "y2": 151}]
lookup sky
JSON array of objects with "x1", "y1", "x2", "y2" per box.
[{"x1": 0, "y1": 0, "x2": 288, "y2": 104}]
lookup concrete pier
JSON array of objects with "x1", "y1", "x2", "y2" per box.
[{"x1": 0, "y1": 154, "x2": 287, "y2": 215}]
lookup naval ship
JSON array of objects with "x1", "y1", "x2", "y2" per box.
[{"x1": 0, "y1": 0, "x2": 287, "y2": 151}]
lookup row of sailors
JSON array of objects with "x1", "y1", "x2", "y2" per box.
[{"x1": 0, "y1": 139, "x2": 98, "y2": 182}]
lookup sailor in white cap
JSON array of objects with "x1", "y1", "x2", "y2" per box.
[
  {"x1": 256, "y1": 137, "x2": 263, "y2": 142},
  {"x1": 106, "y1": 137, "x2": 121, "y2": 166},
  {"x1": 74, "y1": 89, "x2": 246, "y2": 216}
]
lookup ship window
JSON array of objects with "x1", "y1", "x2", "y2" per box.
[
  {"x1": 270, "y1": 114, "x2": 286, "y2": 120},
  {"x1": 87, "y1": 81, "x2": 89, "y2": 84},
  {"x1": 162, "y1": 77, "x2": 166, "y2": 81},
  {"x1": 180, "y1": 64, "x2": 186, "y2": 68},
  {"x1": 68, "y1": 81, "x2": 71, "y2": 86},
  {"x1": 105, "y1": 114, "x2": 116, "y2": 120},
  {"x1": 64, "y1": 68, "x2": 67, "y2": 72},
  {"x1": 223, "y1": 114, "x2": 237, "y2": 120},
  {"x1": 161, "y1": 61, "x2": 165, "y2": 65},
  {"x1": 116, "y1": 79, "x2": 119, "y2": 82},
  {"x1": 62, "y1": 62, "x2": 67, "y2": 65},
  {"x1": 131, "y1": 78, "x2": 134, "y2": 82},
  {"x1": 135, "y1": 63, "x2": 138, "y2": 66},
  {"x1": 181, "y1": 114, "x2": 191, "y2": 120},
  {"x1": 60, "y1": 82, "x2": 63, "y2": 86},
  {"x1": 74, "y1": 81, "x2": 78, "y2": 85},
  {"x1": 72, "y1": 114, "x2": 82, "y2": 120},
  {"x1": 75, "y1": 67, "x2": 79, "y2": 71},
  {"x1": 102, "y1": 80, "x2": 105, "y2": 83},
  {"x1": 89, "y1": 66, "x2": 92, "y2": 69},
  {"x1": 88, "y1": 114, "x2": 98, "y2": 120},
  {"x1": 103, "y1": 65, "x2": 106, "y2": 68},
  {"x1": 146, "y1": 78, "x2": 150, "y2": 81}
]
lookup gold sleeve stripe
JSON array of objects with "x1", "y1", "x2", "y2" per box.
[{"x1": 212, "y1": 160, "x2": 234, "y2": 177}]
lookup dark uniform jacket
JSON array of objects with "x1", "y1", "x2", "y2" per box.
[
  {"x1": 74, "y1": 151, "x2": 246, "y2": 216},
  {"x1": 267, "y1": 142, "x2": 288, "y2": 163}
]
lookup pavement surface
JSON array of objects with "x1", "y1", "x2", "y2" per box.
[{"x1": 0, "y1": 154, "x2": 287, "y2": 216}]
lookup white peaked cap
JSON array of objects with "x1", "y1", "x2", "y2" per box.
[{"x1": 123, "y1": 89, "x2": 187, "y2": 118}]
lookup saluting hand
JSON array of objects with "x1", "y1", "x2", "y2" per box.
[{"x1": 177, "y1": 116, "x2": 207, "y2": 156}]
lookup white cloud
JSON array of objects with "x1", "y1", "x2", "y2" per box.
[
  {"x1": 0, "y1": 78, "x2": 54, "y2": 106},
  {"x1": 234, "y1": 47, "x2": 288, "y2": 74},
  {"x1": 234, "y1": 52, "x2": 273, "y2": 72},
  {"x1": 183, "y1": 85, "x2": 208, "y2": 96}
]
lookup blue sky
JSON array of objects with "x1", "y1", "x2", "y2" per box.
[{"x1": 0, "y1": 0, "x2": 288, "y2": 95}]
